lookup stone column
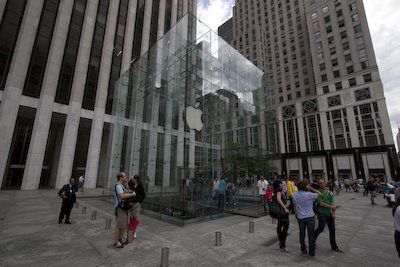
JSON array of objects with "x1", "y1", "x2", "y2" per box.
[
  {"x1": 21, "y1": 0, "x2": 75, "y2": 190},
  {"x1": 0, "y1": 0, "x2": 45, "y2": 187},
  {"x1": 84, "y1": 0, "x2": 121, "y2": 189},
  {"x1": 171, "y1": 0, "x2": 178, "y2": 25},
  {"x1": 55, "y1": 0, "x2": 99, "y2": 189},
  {"x1": 183, "y1": 0, "x2": 188, "y2": 14}
]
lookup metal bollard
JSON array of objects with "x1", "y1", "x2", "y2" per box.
[
  {"x1": 81, "y1": 206, "x2": 86, "y2": 214},
  {"x1": 105, "y1": 218, "x2": 112, "y2": 229},
  {"x1": 249, "y1": 221, "x2": 255, "y2": 233},
  {"x1": 215, "y1": 231, "x2": 222, "y2": 246},
  {"x1": 160, "y1": 247, "x2": 169, "y2": 267},
  {"x1": 91, "y1": 210, "x2": 97, "y2": 220}
]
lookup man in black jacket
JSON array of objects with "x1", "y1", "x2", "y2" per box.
[{"x1": 58, "y1": 178, "x2": 78, "y2": 224}]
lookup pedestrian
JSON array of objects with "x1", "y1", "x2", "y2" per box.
[
  {"x1": 128, "y1": 175, "x2": 145, "y2": 240},
  {"x1": 212, "y1": 178, "x2": 219, "y2": 199},
  {"x1": 314, "y1": 179, "x2": 343, "y2": 253},
  {"x1": 257, "y1": 176, "x2": 269, "y2": 212},
  {"x1": 218, "y1": 177, "x2": 227, "y2": 210},
  {"x1": 272, "y1": 180, "x2": 290, "y2": 252},
  {"x1": 366, "y1": 178, "x2": 377, "y2": 205},
  {"x1": 334, "y1": 179, "x2": 340, "y2": 195},
  {"x1": 58, "y1": 178, "x2": 78, "y2": 224},
  {"x1": 287, "y1": 176, "x2": 297, "y2": 213},
  {"x1": 344, "y1": 178, "x2": 351, "y2": 192},
  {"x1": 113, "y1": 172, "x2": 136, "y2": 248},
  {"x1": 78, "y1": 175, "x2": 85, "y2": 193},
  {"x1": 292, "y1": 178, "x2": 321, "y2": 257},
  {"x1": 393, "y1": 198, "x2": 400, "y2": 258}
]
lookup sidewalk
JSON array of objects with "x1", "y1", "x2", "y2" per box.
[{"x1": 0, "y1": 189, "x2": 398, "y2": 266}]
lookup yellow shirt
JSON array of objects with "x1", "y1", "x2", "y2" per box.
[{"x1": 287, "y1": 180, "x2": 297, "y2": 197}]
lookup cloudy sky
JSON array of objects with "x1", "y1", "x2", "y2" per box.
[{"x1": 197, "y1": 0, "x2": 400, "y2": 147}]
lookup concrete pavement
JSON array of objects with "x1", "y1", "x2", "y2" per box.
[{"x1": 0, "y1": 189, "x2": 398, "y2": 266}]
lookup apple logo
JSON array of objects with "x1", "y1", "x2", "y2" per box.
[{"x1": 185, "y1": 102, "x2": 203, "y2": 131}]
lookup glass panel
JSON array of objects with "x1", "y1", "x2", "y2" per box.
[{"x1": 106, "y1": 13, "x2": 278, "y2": 225}]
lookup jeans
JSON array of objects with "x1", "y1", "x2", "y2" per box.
[
  {"x1": 395, "y1": 230, "x2": 400, "y2": 258},
  {"x1": 277, "y1": 216, "x2": 289, "y2": 248},
  {"x1": 314, "y1": 213, "x2": 338, "y2": 250},
  {"x1": 218, "y1": 193, "x2": 225, "y2": 210},
  {"x1": 288, "y1": 197, "x2": 294, "y2": 213},
  {"x1": 298, "y1": 217, "x2": 315, "y2": 255}
]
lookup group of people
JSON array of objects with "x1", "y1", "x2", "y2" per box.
[
  {"x1": 268, "y1": 177, "x2": 342, "y2": 256},
  {"x1": 212, "y1": 178, "x2": 239, "y2": 208}
]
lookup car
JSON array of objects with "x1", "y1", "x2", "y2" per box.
[{"x1": 383, "y1": 183, "x2": 395, "y2": 207}]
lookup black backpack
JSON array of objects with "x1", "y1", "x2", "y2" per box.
[
  {"x1": 115, "y1": 184, "x2": 134, "y2": 211},
  {"x1": 269, "y1": 195, "x2": 285, "y2": 219}
]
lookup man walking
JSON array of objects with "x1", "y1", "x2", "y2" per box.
[
  {"x1": 293, "y1": 179, "x2": 321, "y2": 257},
  {"x1": 218, "y1": 177, "x2": 227, "y2": 210},
  {"x1": 314, "y1": 179, "x2": 343, "y2": 253},
  {"x1": 114, "y1": 172, "x2": 136, "y2": 248},
  {"x1": 366, "y1": 178, "x2": 377, "y2": 205},
  {"x1": 58, "y1": 178, "x2": 78, "y2": 224},
  {"x1": 344, "y1": 178, "x2": 351, "y2": 192},
  {"x1": 257, "y1": 176, "x2": 269, "y2": 212}
]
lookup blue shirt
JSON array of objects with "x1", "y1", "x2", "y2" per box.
[
  {"x1": 293, "y1": 191, "x2": 318, "y2": 219},
  {"x1": 218, "y1": 179, "x2": 226, "y2": 193}
]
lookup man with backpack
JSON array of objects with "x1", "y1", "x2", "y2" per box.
[{"x1": 114, "y1": 172, "x2": 136, "y2": 248}]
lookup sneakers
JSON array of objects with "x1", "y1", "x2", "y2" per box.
[
  {"x1": 133, "y1": 232, "x2": 137, "y2": 239},
  {"x1": 332, "y1": 247, "x2": 344, "y2": 253},
  {"x1": 120, "y1": 238, "x2": 128, "y2": 245},
  {"x1": 64, "y1": 221, "x2": 71, "y2": 224},
  {"x1": 114, "y1": 241, "x2": 124, "y2": 248}
]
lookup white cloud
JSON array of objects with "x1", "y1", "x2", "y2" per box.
[
  {"x1": 197, "y1": 0, "x2": 235, "y2": 32},
  {"x1": 364, "y1": 0, "x2": 400, "y2": 148}
]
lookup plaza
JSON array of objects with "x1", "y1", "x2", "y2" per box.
[{"x1": 0, "y1": 189, "x2": 398, "y2": 266}]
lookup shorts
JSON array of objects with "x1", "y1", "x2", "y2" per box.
[
  {"x1": 130, "y1": 202, "x2": 141, "y2": 220},
  {"x1": 115, "y1": 207, "x2": 129, "y2": 229}
]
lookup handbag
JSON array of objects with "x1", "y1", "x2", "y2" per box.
[{"x1": 269, "y1": 195, "x2": 286, "y2": 219}]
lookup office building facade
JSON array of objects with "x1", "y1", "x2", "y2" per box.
[
  {"x1": 230, "y1": 0, "x2": 397, "y2": 182},
  {"x1": 0, "y1": 0, "x2": 196, "y2": 190}
]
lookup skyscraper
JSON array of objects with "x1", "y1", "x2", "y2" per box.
[
  {"x1": 230, "y1": 0, "x2": 396, "y2": 182},
  {"x1": 0, "y1": 0, "x2": 196, "y2": 190}
]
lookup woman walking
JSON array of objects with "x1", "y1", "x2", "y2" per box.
[
  {"x1": 128, "y1": 175, "x2": 145, "y2": 240},
  {"x1": 273, "y1": 180, "x2": 290, "y2": 252}
]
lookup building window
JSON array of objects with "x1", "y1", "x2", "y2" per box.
[
  {"x1": 335, "y1": 82, "x2": 343, "y2": 90},
  {"x1": 313, "y1": 21, "x2": 319, "y2": 29},
  {"x1": 303, "y1": 99, "x2": 318, "y2": 114},
  {"x1": 358, "y1": 48, "x2": 367, "y2": 57},
  {"x1": 283, "y1": 104, "x2": 296, "y2": 118},
  {"x1": 287, "y1": 94, "x2": 292, "y2": 100},
  {"x1": 350, "y1": 2, "x2": 357, "y2": 11},
  {"x1": 332, "y1": 59, "x2": 338, "y2": 66},
  {"x1": 363, "y1": 73, "x2": 372, "y2": 82},
  {"x1": 356, "y1": 36, "x2": 365, "y2": 45},
  {"x1": 324, "y1": 16, "x2": 331, "y2": 23},
  {"x1": 349, "y1": 78, "x2": 357, "y2": 86},
  {"x1": 354, "y1": 24, "x2": 362, "y2": 33},
  {"x1": 322, "y1": 6, "x2": 329, "y2": 13},
  {"x1": 316, "y1": 41, "x2": 322, "y2": 49},
  {"x1": 328, "y1": 36, "x2": 335, "y2": 44},
  {"x1": 320, "y1": 63, "x2": 326, "y2": 71},
  {"x1": 352, "y1": 13, "x2": 359, "y2": 22},
  {"x1": 345, "y1": 54, "x2": 352, "y2": 62},
  {"x1": 347, "y1": 65, "x2": 354, "y2": 74},
  {"x1": 338, "y1": 20, "x2": 345, "y2": 27},
  {"x1": 328, "y1": 95, "x2": 341, "y2": 107},
  {"x1": 336, "y1": 9, "x2": 343, "y2": 17},
  {"x1": 280, "y1": 96, "x2": 284, "y2": 102},
  {"x1": 330, "y1": 47, "x2": 336, "y2": 55},
  {"x1": 323, "y1": 85, "x2": 329, "y2": 94},
  {"x1": 312, "y1": 12, "x2": 318, "y2": 20},
  {"x1": 342, "y1": 42, "x2": 349, "y2": 50},
  {"x1": 296, "y1": 91, "x2": 301, "y2": 98},
  {"x1": 340, "y1": 31, "x2": 347, "y2": 39},
  {"x1": 321, "y1": 74, "x2": 327, "y2": 81},
  {"x1": 326, "y1": 25, "x2": 332, "y2": 33},
  {"x1": 361, "y1": 60, "x2": 369, "y2": 70},
  {"x1": 314, "y1": 31, "x2": 321, "y2": 40},
  {"x1": 318, "y1": 52, "x2": 324, "y2": 60},
  {"x1": 355, "y1": 88, "x2": 371, "y2": 101},
  {"x1": 0, "y1": 0, "x2": 28, "y2": 91},
  {"x1": 334, "y1": 70, "x2": 340, "y2": 78}
]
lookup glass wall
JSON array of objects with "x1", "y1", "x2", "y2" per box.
[{"x1": 107, "y1": 13, "x2": 277, "y2": 225}]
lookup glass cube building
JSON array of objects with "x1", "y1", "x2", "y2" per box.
[{"x1": 107, "y1": 13, "x2": 278, "y2": 225}]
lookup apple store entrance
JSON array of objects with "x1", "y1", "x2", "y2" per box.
[{"x1": 107, "y1": 13, "x2": 278, "y2": 225}]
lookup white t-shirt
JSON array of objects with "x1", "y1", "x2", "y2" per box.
[
  {"x1": 114, "y1": 183, "x2": 125, "y2": 207},
  {"x1": 79, "y1": 176, "x2": 84, "y2": 183},
  {"x1": 213, "y1": 180, "x2": 219, "y2": 190},
  {"x1": 394, "y1": 206, "x2": 400, "y2": 232},
  {"x1": 257, "y1": 180, "x2": 269, "y2": 195}
]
